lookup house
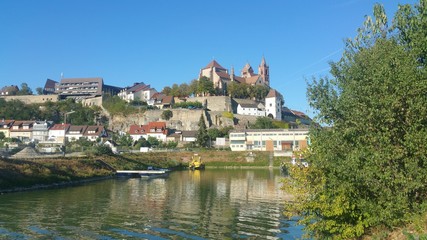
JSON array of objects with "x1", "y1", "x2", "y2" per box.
[
  {"x1": 148, "y1": 92, "x2": 166, "y2": 107},
  {"x1": 49, "y1": 123, "x2": 71, "y2": 143},
  {"x1": 9, "y1": 121, "x2": 34, "y2": 142},
  {"x1": 84, "y1": 125, "x2": 107, "y2": 141},
  {"x1": 229, "y1": 129, "x2": 309, "y2": 152},
  {"x1": 265, "y1": 89, "x2": 283, "y2": 120},
  {"x1": 65, "y1": 125, "x2": 88, "y2": 142},
  {"x1": 32, "y1": 121, "x2": 54, "y2": 142},
  {"x1": 161, "y1": 96, "x2": 174, "y2": 109},
  {"x1": 181, "y1": 130, "x2": 197, "y2": 143},
  {"x1": 0, "y1": 120, "x2": 14, "y2": 138},
  {"x1": 128, "y1": 122, "x2": 168, "y2": 142},
  {"x1": 43, "y1": 79, "x2": 58, "y2": 95},
  {"x1": 0, "y1": 85, "x2": 19, "y2": 95},
  {"x1": 236, "y1": 102, "x2": 266, "y2": 116},
  {"x1": 129, "y1": 125, "x2": 146, "y2": 142},
  {"x1": 118, "y1": 82, "x2": 157, "y2": 103}
]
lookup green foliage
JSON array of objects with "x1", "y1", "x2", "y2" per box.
[
  {"x1": 35, "y1": 87, "x2": 43, "y2": 95},
  {"x1": 161, "y1": 110, "x2": 173, "y2": 120},
  {"x1": 94, "y1": 145, "x2": 114, "y2": 156},
  {"x1": 173, "y1": 101, "x2": 203, "y2": 109},
  {"x1": 16, "y1": 83, "x2": 33, "y2": 95},
  {"x1": 147, "y1": 136, "x2": 160, "y2": 147},
  {"x1": 226, "y1": 82, "x2": 269, "y2": 100},
  {"x1": 196, "y1": 114, "x2": 209, "y2": 147},
  {"x1": 0, "y1": 132, "x2": 5, "y2": 141},
  {"x1": 250, "y1": 117, "x2": 277, "y2": 129},
  {"x1": 272, "y1": 120, "x2": 289, "y2": 129},
  {"x1": 116, "y1": 134, "x2": 134, "y2": 148},
  {"x1": 195, "y1": 76, "x2": 215, "y2": 96},
  {"x1": 222, "y1": 111, "x2": 233, "y2": 119},
  {"x1": 134, "y1": 137, "x2": 150, "y2": 149},
  {"x1": 102, "y1": 95, "x2": 139, "y2": 116},
  {"x1": 287, "y1": 2, "x2": 427, "y2": 238}
]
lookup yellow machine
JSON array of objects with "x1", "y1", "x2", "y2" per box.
[{"x1": 189, "y1": 154, "x2": 205, "y2": 170}]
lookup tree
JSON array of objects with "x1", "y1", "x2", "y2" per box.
[
  {"x1": 196, "y1": 114, "x2": 209, "y2": 147},
  {"x1": 0, "y1": 132, "x2": 5, "y2": 141},
  {"x1": 36, "y1": 87, "x2": 43, "y2": 95},
  {"x1": 16, "y1": 83, "x2": 33, "y2": 95},
  {"x1": 147, "y1": 136, "x2": 159, "y2": 147},
  {"x1": 285, "y1": 2, "x2": 427, "y2": 238},
  {"x1": 196, "y1": 76, "x2": 214, "y2": 96},
  {"x1": 161, "y1": 86, "x2": 172, "y2": 95},
  {"x1": 250, "y1": 117, "x2": 276, "y2": 129},
  {"x1": 161, "y1": 110, "x2": 173, "y2": 120}
]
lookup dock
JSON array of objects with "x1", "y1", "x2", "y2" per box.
[{"x1": 115, "y1": 170, "x2": 169, "y2": 178}]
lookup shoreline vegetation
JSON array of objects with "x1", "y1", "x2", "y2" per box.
[{"x1": 0, "y1": 150, "x2": 281, "y2": 193}]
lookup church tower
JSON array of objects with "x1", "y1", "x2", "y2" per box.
[{"x1": 258, "y1": 56, "x2": 269, "y2": 86}]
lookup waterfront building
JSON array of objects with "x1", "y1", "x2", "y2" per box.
[{"x1": 229, "y1": 128, "x2": 309, "y2": 151}]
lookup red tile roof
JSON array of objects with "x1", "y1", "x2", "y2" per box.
[
  {"x1": 266, "y1": 89, "x2": 283, "y2": 98},
  {"x1": 50, "y1": 123, "x2": 71, "y2": 131},
  {"x1": 84, "y1": 126, "x2": 105, "y2": 136}
]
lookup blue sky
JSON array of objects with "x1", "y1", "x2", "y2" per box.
[{"x1": 0, "y1": 0, "x2": 418, "y2": 117}]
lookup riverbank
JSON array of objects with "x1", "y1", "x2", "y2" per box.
[{"x1": 0, "y1": 150, "x2": 287, "y2": 193}]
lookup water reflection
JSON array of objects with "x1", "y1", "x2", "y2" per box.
[{"x1": 0, "y1": 169, "x2": 303, "y2": 239}]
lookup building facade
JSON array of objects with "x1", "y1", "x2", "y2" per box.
[
  {"x1": 229, "y1": 129, "x2": 309, "y2": 152},
  {"x1": 265, "y1": 89, "x2": 283, "y2": 120}
]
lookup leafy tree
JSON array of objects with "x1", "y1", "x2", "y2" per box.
[
  {"x1": 250, "y1": 117, "x2": 277, "y2": 129},
  {"x1": 94, "y1": 144, "x2": 114, "y2": 156},
  {"x1": 134, "y1": 137, "x2": 150, "y2": 149},
  {"x1": 36, "y1": 87, "x2": 43, "y2": 95},
  {"x1": 285, "y1": 2, "x2": 427, "y2": 238},
  {"x1": 0, "y1": 132, "x2": 5, "y2": 141},
  {"x1": 196, "y1": 76, "x2": 215, "y2": 96},
  {"x1": 16, "y1": 83, "x2": 33, "y2": 95},
  {"x1": 207, "y1": 128, "x2": 221, "y2": 140},
  {"x1": 196, "y1": 114, "x2": 209, "y2": 147},
  {"x1": 117, "y1": 134, "x2": 134, "y2": 147},
  {"x1": 161, "y1": 110, "x2": 173, "y2": 120},
  {"x1": 147, "y1": 136, "x2": 160, "y2": 147},
  {"x1": 161, "y1": 86, "x2": 172, "y2": 95}
]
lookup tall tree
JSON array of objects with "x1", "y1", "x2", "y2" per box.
[
  {"x1": 196, "y1": 114, "x2": 209, "y2": 147},
  {"x1": 285, "y1": 2, "x2": 427, "y2": 238},
  {"x1": 16, "y1": 83, "x2": 33, "y2": 95}
]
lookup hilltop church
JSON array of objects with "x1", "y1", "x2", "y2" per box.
[{"x1": 199, "y1": 57, "x2": 270, "y2": 93}]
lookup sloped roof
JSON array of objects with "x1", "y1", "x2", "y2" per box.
[
  {"x1": 44, "y1": 79, "x2": 58, "y2": 89},
  {"x1": 68, "y1": 125, "x2": 87, "y2": 134},
  {"x1": 162, "y1": 96, "x2": 174, "y2": 104},
  {"x1": 182, "y1": 130, "x2": 197, "y2": 137},
  {"x1": 148, "y1": 122, "x2": 166, "y2": 129},
  {"x1": 50, "y1": 123, "x2": 71, "y2": 131},
  {"x1": 266, "y1": 88, "x2": 282, "y2": 98},
  {"x1": 0, "y1": 85, "x2": 19, "y2": 93},
  {"x1": 84, "y1": 126, "x2": 105, "y2": 136},
  {"x1": 245, "y1": 75, "x2": 260, "y2": 85},
  {"x1": 129, "y1": 125, "x2": 146, "y2": 135},
  {"x1": 239, "y1": 103, "x2": 259, "y2": 108},
  {"x1": 0, "y1": 120, "x2": 15, "y2": 128},
  {"x1": 126, "y1": 82, "x2": 149, "y2": 94},
  {"x1": 203, "y1": 60, "x2": 226, "y2": 70},
  {"x1": 233, "y1": 76, "x2": 246, "y2": 83},
  {"x1": 216, "y1": 71, "x2": 231, "y2": 80},
  {"x1": 12, "y1": 147, "x2": 40, "y2": 159}
]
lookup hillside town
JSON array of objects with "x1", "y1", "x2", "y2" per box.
[{"x1": 0, "y1": 57, "x2": 311, "y2": 156}]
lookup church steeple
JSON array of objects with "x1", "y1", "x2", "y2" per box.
[{"x1": 258, "y1": 56, "x2": 269, "y2": 86}]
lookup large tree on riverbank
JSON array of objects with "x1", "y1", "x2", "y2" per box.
[{"x1": 284, "y1": 1, "x2": 427, "y2": 238}]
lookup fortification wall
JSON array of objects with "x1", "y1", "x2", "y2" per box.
[
  {"x1": 0, "y1": 95, "x2": 59, "y2": 104},
  {"x1": 187, "y1": 96, "x2": 232, "y2": 112}
]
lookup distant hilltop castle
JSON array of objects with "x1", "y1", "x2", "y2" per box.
[{"x1": 199, "y1": 57, "x2": 270, "y2": 91}]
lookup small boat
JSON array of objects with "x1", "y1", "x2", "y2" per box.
[{"x1": 189, "y1": 154, "x2": 205, "y2": 170}]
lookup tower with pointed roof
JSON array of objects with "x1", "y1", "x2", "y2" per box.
[{"x1": 258, "y1": 56, "x2": 269, "y2": 86}]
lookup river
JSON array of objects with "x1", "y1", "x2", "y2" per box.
[{"x1": 0, "y1": 169, "x2": 304, "y2": 239}]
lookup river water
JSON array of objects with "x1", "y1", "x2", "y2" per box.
[{"x1": 0, "y1": 169, "x2": 304, "y2": 239}]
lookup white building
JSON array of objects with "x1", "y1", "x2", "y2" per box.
[
  {"x1": 48, "y1": 123, "x2": 71, "y2": 143},
  {"x1": 118, "y1": 82, "x2": 157, "y2": 103},
  {"x1": 265, "y1": 89, "x2": 283, "y2": 120},
  {"x1": 32, "y1": 121, "x2": 53, "y2": 142},
  {"x1": 237, "y1": 102, "x2": 266, "y2": 116},
  {"x1": 229, "y1": 129, "x2": 309, "y2": 151},
  {"x1": 129, "y1": 122, "x2": 168, "y2": 142}
]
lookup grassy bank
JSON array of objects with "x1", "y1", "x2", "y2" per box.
[{"x1": 0, "y1": 150, "x2": 287, "y2": 192}]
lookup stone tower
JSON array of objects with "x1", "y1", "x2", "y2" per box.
[{"x1": 258, "y1": 56, "x2": 269, "y2": 86}]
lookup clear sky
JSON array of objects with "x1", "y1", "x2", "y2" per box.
[{"x1": 0, "y1": 0, "x2": 418, "y2": 117}]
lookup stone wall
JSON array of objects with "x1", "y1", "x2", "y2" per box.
[
  {"x1": 0, "y1": 95, "x2": 59, "y2": 104},
  {"x1": 187, "y1": 96, "x2": 232, "y2": 112}
]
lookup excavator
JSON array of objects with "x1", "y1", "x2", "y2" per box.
[{"x1": 189, "y1": 153, "x2": 205, "y2": 170}]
